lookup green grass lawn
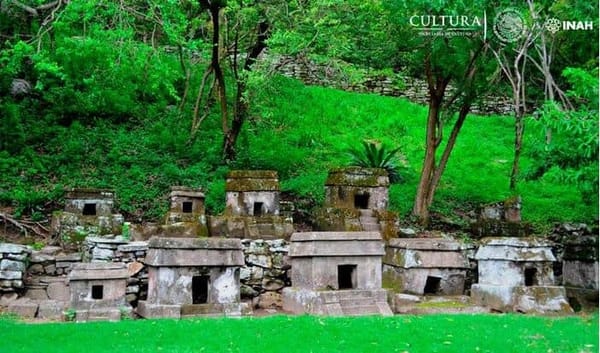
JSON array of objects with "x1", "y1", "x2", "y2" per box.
[{"x1": 1, "y1": 314, "x2": 597, "y2": 353}]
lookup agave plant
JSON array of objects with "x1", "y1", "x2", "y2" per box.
[{"x1": 348, "y1": 141, "x2": 405, "y2": 183}]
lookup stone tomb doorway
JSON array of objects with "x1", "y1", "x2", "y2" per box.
[
  {"x1": 338, "y1": 264, "x2": 357, "y2": 289},
  {"x1": 83, "y1": 203, "x2": 97, "y2": 216},
  {"x1": 354, "y1": 193, "x2": 370, "y2": 209},
  {"x1": 253, "y1": 202, "x2": 264, "y2": 216},
  {"x1": 192, "y1": 275, "x2": 210, "y2": 304},
  {"x1": 524, "y1": 268, "x2": 538, "y2": 286},
  {"x1": 424, "y1": 276, "x2": 442, "y2": 295}
]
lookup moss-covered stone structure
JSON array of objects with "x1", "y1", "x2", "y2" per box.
[
  {"x1": 471, "y1": 237, "x2": 572, "y2": 314},
  {"x1": 160, "y1": 186, "x2": 209, "y2": 237},
  {"x1": 209, "y1": 170, "x2": 293, "y2": 239},
  {"x1": 383, "y1": 238, "x2": 474, "y2": 299},
  {"x1": 137, "y1": 237, "x2": 249, "y2": 318},
  {"x1": 51, "y1": 188, "x2": 124, "y2": 241},
  {"x1": 282, "y1": 231, "x2": 393, "y2": 316},
  {"x1": 561, "y1": 235, "x2": 599, "y2": 310},
  {"x1": 68, "y1": 262, "x2": 131, "y2": 321},
  {"x1": 316, "y1": 167, "x2": 397, "y2": 235},
  {"x1": 324, "y1": 167, "x2": 389, "y2": 211}
]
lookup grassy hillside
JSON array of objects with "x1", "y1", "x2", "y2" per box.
[{"x1": 0, "y1": 76, "x2": 596, "y2": 230}]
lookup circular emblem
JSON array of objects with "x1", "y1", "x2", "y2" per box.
[
  {"x1": 493, "y1": 8, "x2": 527, "y2": 43},
  {"x1": 544, "y1": 18, "x2": 561, "y2": 34}
]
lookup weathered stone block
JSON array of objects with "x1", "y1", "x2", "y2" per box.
[
  {"x1": 38, "y1": 300, "x2": 66, "y2": 320},
  {"x1": 8, "y1": 301, "x2": 38, "y2": 318},
  {"x1": 0, "y1": 270, "x2": 22, "y2": 280},
  {"x1": 47, "y1": 282, "x2": 70, "y2": 301},
  {"x1": 0, "y1": 260, "x2": 26, "y2": 272}
]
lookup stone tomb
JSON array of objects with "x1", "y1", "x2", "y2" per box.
[
  {"x1": 210, "y1": 170, "x2": 293, "y2": 239},
  {"x1": 561, "y1": 235, "x2": 599, "y2": 310},
  {"x1": 282, "y1": 232, "x2": 393, "y2": 316},
  {"x1": 162, "y1": 186, "x2": 209, "y2": 237},
  {"x1": 137, "y1": 237, "x2": 248, "y2": 318},
  {"x1": 324, "y1": 167, "x2": 389, "y2": 211},
  {"x1": 51, "y1": 188, "x2": 124, "y2": 238},
  {"x1": 471, "y1": 237, "x2": 572, "y2": 314},
  {"x1": 225, "y1": 170, "x2": 280, "y2": 216},
  {"x1": 68, "y1": 262, "x2": 131, "y2": 321},
  {"x1": 383, "y1": 238, "x2": 473, "y2": 297}
]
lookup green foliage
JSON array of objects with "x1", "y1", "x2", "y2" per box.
[
  {"x1": 526, "y1": 67, "x2": 599, "y2": 204},
  {"x1": 348, "y1": 141, "x2": 406, "y2": 183},
  {"x1": 0, "y1": 314, "x2": 598, "y2": 353}
]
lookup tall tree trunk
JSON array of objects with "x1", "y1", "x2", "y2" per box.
[
  {"x1": 510, "y1": 113, "x2": 524, "y2": 190},
  {"x1": 222, "y1": 21, "x2": 269, "y2": 162}
]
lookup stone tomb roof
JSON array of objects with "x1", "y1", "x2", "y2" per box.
[
  {"x1": 474, "y1": 237, "x2": 556, "y2": 262},
  {"x1": 226, "y1": 170, "x2": 279, "y2": 192},
  {"x1": 385, "y1": 238, "x2": 472, "y2": 269},
  {"x1": 289, "y1": 231, "x2": 385, "y2": 257},
  {"x1": 325, "y1": 167, "x2": 389, "y2": 187},
  {"x1": 169, "y1": 186, "x2": 205, "y2": 198},
  {"x1": 144, "y1": 237, "x2": 244, "y2": 267},
  {"x1": 64, "y1": 188, "x2": 115, "y2": 200},
  {"x1": 68, "y1": 262, "x2": 129, "y2": 281}
]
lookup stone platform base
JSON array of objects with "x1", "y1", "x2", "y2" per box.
[
  {"x1": 74, "y1": 307, "x2": 131, "y2": 322},
  {"x1": 565, "y1": 287, "x2": 599, "y2": 311},
  {"x1": 471, "y1": 284, "x2": 573, "y2": 314},
  {"x1": 391, "y1": 294, "x2": 487, "y2": 314},
  {"x1": 137, "y1": 301, "x2": 250, "y2": 319},
  {"x1": 282, "y1": 288, "x2": 393, "y2": 316}
]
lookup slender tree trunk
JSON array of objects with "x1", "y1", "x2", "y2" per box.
[
  {"x1": 413, "y1": 100, "x2": 440, "y2": 224},
  {"x1": 510, "y1": 113, "x2": 524, "y2": 190}
]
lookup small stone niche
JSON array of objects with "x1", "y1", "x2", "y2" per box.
[
  {"x1": 324, "y1": 167, "x2": 389, "y2": 211},
  {"x1": 383, "y1": 238, "x2": 474, "y2": 297},
  {"x1": 471, "y1": 237, "x2": 572, "y2": 314},
  {"x1": 137, "y1": 237, "x2": 248, "y2": 319},
  {"x1": 282, "y1": 231, "x2": 393, "y2": 316},
  {"x1": 67, "y1": 262, "x2": 131, "y2": 321},
  {"x1": 64, "y1": 188, "x2": 116, "y2": 217},
  {"x1": 225, "y1": 170, "x2": 280, "y2": 216}
]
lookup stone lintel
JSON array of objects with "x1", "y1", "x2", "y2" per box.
[
  {"x1": 65, "y1": 188, "x2": 115, "y2": 200},
  {"x1": 147, "y1": 237, "x2": 241, "y2": 250},
  {"x1": 144, "y1": 248, "x2": 244, "y2": 267}
]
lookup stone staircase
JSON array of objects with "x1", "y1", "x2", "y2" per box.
[
  {"x1": 358, "y1": 209, "x2": 381, "y2": 232},
  {"x1": 320, "y1": 289, "x2": 393, "y2": 316}
]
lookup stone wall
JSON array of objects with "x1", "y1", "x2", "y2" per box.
[
  {"x1": 273, "y1": 55, "x2": 514, "y2": 116},
  {"x1": 0, "y1": 243, "x2": 31, "y2": 293},
  {"x1": 240, "y1": 239, "x2": 290, "y2": 310}
]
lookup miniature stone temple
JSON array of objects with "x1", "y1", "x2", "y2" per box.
[
  {"x1": 162, "y1": 186, "x2": 209, "y2": 237},
  {"x1": 561, "y1": 235, "x2": 599, "y2": 310},
  {"x1": 209, "y1": 170, "x2": 293, "y2": 239},
  {"x1": 51, "y1": 188, "x2": 124, "y2": 239},
  {"x1": 282, "y1": 232, "x2": 393, "y2": 316},
  {"x1": 316, "y1": 167, "x2": 396, "y2": 234},
  {"x1": 68, "y1": 262, "x2": 131, "y2": 321},
  {"x1": 324, "y1": 167, "x2": 389, "y2": 211},
  {"x1": 471, "y1": 237, "x2": 572, "y2": 314},
  {"x1": 383, "y1": 238, "x2": 474, "y2": 296},
  {"x1": 137, "y1": 237, "x2": 248, "y2": 318}
]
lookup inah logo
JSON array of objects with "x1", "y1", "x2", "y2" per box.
[
  {"x1": 544, "y1": 18, "x2": 561, "y2": 34},
  {"x1": 493, "y1": 8, "x2": 527, "y2": 43}
]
